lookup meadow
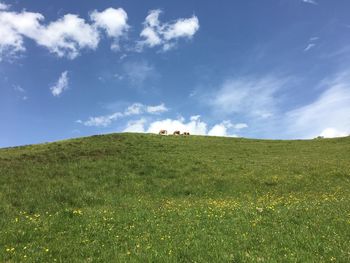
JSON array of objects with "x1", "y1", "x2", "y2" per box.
[{"x1": 0, "y1": 133, "x2": 350, "y2": 262}]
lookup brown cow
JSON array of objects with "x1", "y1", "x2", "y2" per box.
[
  {"x1": 173, "y1": 130, "x2": 181, "y2": 135},
  {"x1": 183, "y1": 132, "x2": 190, "y2": 136},
  {"x1": 159, "y1": 130, "x2": 167, "y2": 135}
]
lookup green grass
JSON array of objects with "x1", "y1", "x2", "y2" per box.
[{"x1": 1, "y1": 133, "x2": 350, "y2": 262}]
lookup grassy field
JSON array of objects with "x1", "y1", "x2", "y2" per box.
[{"x1": 1, "y1": 133, "x2": 350, "y2": 262}]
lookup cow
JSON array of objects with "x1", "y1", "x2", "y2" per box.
[
  {"x1": 173, "y1": 130, "x2": 181, "y2": 135},
  {"x1": 159, "y1": 130, "x2": 167, "y2": 135},
  {"x1": 183, "y1": 132, "x2": 190, "y2": 136}
]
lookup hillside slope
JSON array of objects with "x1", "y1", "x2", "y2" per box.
[{"x1": 1, "y1": 133, "x2": 350, "y2": 262}]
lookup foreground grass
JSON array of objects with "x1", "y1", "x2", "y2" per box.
[{"x1": 0, "y1": 133, "x2": 350, "y2": 262}]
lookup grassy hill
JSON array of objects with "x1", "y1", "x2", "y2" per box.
[{"x1": 1, "y1": 133, "x2": 350, "y2": 262}]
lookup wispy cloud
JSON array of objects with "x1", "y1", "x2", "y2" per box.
[
  {"x1": 77, "y1": 112, "x2": 122, "y2": 127},
  {"x1": 202, "y1": 76, "x2": 288, "y2": 119},
  {"x1": 285, "y1": 72, "x2": 350, "y2": 138},
  {"x1": 13, "y1": 84, "x2": 28, "y2": 100},
  {"x1": 78, "y1": 102, "x2": 168, "y2": 127},
  {"x1": 303, "y1": 37, "x2": 319, "y2": 52},
  {"x1": 304, "y1": 43, "x2": 316, "y2": 52},
  {"x1": 137, "y1": 9, "x2": 199, "y2": 52},
  {"x1": 13, "y1": 84, "x2": 25, "y2": 93},
  {"x1": 195, "y1": 72, "x2": 350, "y2": 139},
  {"x1": 50, "y1": 71, "x2": 69, "y2": 97},
  {"x1": 146, "y1": 103, "x2": 168, "y2": 114},
  {"x1": 122, "y1": 60, "x2": 158, "y2": 89},
  {"x1": 302, "y1": 0, "x2": 318, "y2": 5}
]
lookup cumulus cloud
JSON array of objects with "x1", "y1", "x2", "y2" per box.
[
  {"x1": 0, "y1": 10, "x2": 41, "y2": 59},
  {"x1": 123, "y1": 116, "x2": 246, "y2": 137},
  {"x1": 163, "y1": 16, "x2": 200, "y2": 40},
  {"x1": 208, "y1": 122, "x2": 231, "y2": 137},
  {"x1": 208, "y1": 121, "x2": 248, "y2": 136},
  {"x1": 0, "y1": 6, "x2": 129, "y2": 60},
  {"x1": 286, "y1": 72, "x2": 350, "y2": 138},
  {"x1": 78, "y1": 102, "x2": 168, "y2": 127},
  {"x1": 319, "y1": 128, "x2": 348, "y2": 138},
  {"x1": 137, "y1": 9, "x2": 199, "y2": 51},
  {"x1": 50, "y1": 71, "x2": 69, "y2": 96},
  {"x1": 0, "y1": 2, "x2": 9, "y2": 10},
  {"x1": 37, "y1": 14, "x2": 100, "y2": 59},
  {"x1": 0, "y1": 5, "x2": 198, "y2": 59},
  {"x1": 0, "y1": 9, "x2": 99, "y2": 59},
  {"x1": 90, "y1": 8, "x2": 129, "y2": 51},
  {"x1": 123, "y1": 119, "x2": 147, "y2": 133},
  {"x1": 147, "y1": 115, "x2": 207, "y2": 135}
]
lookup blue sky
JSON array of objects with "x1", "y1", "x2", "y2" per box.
[{"x1": 1, "y1": 0, "x2": 350, "y2": 147}]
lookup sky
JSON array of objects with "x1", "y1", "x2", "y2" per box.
[{"x1": 1, "y1": 0, "x2": 350, "y2": 147}]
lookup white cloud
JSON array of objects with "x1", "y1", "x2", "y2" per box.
[
  {"x1": 233, "y1": 123, "x2": 248, "y2": 130},
  {"x1": 36, "y1": 14, "x2": 100, "y2": 59},
  {"x1": 0, "y1": 10, "x2": 41, "y2": 59},
  {"x1": 123, "y1": 116, "x2": 245, "y2": 137},
  {"x1": 78, "y1": 102, "x2": 168, "y2": 127},
  {"x1": 13, "y1": 84, "x2": 25, "y2": 93},
  {"x1": 123, "y1": 119, "x2": 147, "y2": 133},
  {"x1": 139, "y1": 10, "x2": 162, "y2": 47},
  {"x1": 199, "y1": 72, "x2": 350, "y2": 139},
  {"x1": 140, "y1": 26, "x2": 162, "y2": 48},
  {"x1": 124, "y1": 103, "x2": 143, "y2": 116},
  {"x1": 13, "y1": 84, "x2": 28, "y2": 100},
  {"x1": 0, "y1": 7, "x2": 131, "y2": 60},
  {"x1": 319, "y1": 128, "x2": 348, "y2": 138},
  {"x1": 303, "y1": 36, "x2": 319, "y2": 52},
  {"x1": 0, "y1": 9, "x2": 99, "y2": 59},
  {"x1": 206, "y1": 76, "x2": 287, "y2": 119},
  {"x1": 302, "y1": 0, "x2": 317, "y2": 5},
  {"x1": 80, "y1": 112, "x2": 122, "y2": 127},
  {"x1": 207, "y1": 121, "x2": 247, "y2": 136},
  {"x1": 286, "y1": 72, "x2": 350, "y2": 138},
  {"x1": 0, "y1": 6, "x2": 197, "y2": 59},
  {"x1": 50, "y1": 71, "x2": 69, "y2": 97},
  {"x1": 147, "y1": 116, "x2": 207, "y2": 135},
  {"x1": 90, "y1": 8, "x2": 129, "y2": 51},
  {"x1": 0, "y1": 2, "x2": 9, "y2": 10},
  {"x1": 208, "y1": 122, "x2": 231, "y2": 137},
  {"x1": 304, "y1": 43, "x2": 315, "y2": 52},
  {"x1": 146, "y1": 103, "x2": 168, "y2": 114},
  {"x1": 138, "y1": 9, "x2": 199, "y2": 51},
  {"x1": 163, "y1": 16, "x2": 199, "y2": 41}
]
